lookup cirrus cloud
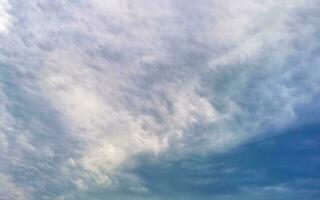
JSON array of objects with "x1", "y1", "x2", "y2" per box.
[{"x1": 0, "y1": 0, "x2": 319, "y2": 199}]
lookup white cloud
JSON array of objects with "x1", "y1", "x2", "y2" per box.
[
  {"x1": 0, "y1": 0, "x2": 11, "y2": 34},
  {"x1": 0, "y1": 0, "x2": 319, "y2": 199}
]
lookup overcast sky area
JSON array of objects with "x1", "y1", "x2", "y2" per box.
[{"x1": 0, "y1": 0, "x2": 320, "y2": 199}]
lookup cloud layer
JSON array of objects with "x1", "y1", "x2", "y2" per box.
[{"x1": 0, "y1": 0, "x2": 320, "y2": 199}]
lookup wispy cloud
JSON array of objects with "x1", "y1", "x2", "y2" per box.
[{"x1": 0, "y1": 0, "x2": 319, "y2": 199}]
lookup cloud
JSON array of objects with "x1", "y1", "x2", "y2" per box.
[
  {"x1": 0, "y1": 173, "x2": 29, "y2": 200},
  {"x1": 0, "y1": 0, "x2": 319, "y2": 199},
  {"x1": 0, "y1": 0, "x2": 11, "y2": 34}
]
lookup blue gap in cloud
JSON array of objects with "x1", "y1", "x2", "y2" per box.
[{"x1": 132, "y1": 123, "x2": 320, "y2": 199}]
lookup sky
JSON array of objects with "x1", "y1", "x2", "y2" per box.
[{"x1": 0, "y1": 0, "x2": 319, "y2": 199}]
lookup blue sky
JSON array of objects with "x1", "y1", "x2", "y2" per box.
[
  {"x1": 0, "y1": 0, "x2": 320, "y2": 199},
  {"x1": 65, "y1": 123, "x2": 320, "y2": 200}
]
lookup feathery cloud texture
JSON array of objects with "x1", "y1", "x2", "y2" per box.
[{"x1": 0, "y1": 0, "x2": 319, "y2": 199}]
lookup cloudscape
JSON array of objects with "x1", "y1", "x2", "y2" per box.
[{"x1": 0, "y1": 0, "x2": 319, "y2": 199}]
